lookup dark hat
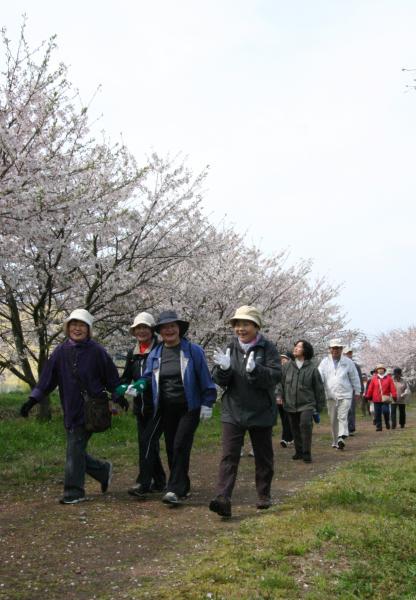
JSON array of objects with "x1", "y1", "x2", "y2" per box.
[
  {"x1": 154, "y1": 310, "x2": 189, "y2": 337},
  {"x1": 393, "y1": 367, "x2": 402, "y2": 376}
]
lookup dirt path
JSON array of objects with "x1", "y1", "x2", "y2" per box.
[{"x1": 0, "y1": 414, "x2": 404, "y2": 600}]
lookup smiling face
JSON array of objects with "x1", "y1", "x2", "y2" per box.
[
  {"x1": 330, "y1": 346, "x2": 343, "y2": 360},
  {"x1": 233, "y1": 319, "x2": 258, "y2": 344},
  {"x1": 159, "y1": 321, "x2": 181, "y2": 347},
  {"x1": 68, "y1": 319, "x2": 89, "y2": 342},
  {"x1": 132, "y1": 324, "x2": 153, "y2": 344}
]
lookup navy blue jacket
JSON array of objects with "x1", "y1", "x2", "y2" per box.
[
  {"x1": 30, "y1": 338, "x2": 120, "y2": 429},
  {"x1": 143, "y1": 338, "x2": 217, "y2": 413}
]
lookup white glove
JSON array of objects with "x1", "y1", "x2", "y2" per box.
[
  {"x1": 200, "y1": 406, "x2": 213, "y2": 420},
  {"x1": 125, "y1": 384, "x2": 139, "y2": 398},
  {"x1": 246, "y1": 352, "x2": 256, "y2": 373},
  {"x1": 213, "y1": 347, "x2": 231, "y2": 370}
]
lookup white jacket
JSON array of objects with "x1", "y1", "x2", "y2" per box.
[{"x1": 318, "y1": 355, "x2": 361, "y2": 400}]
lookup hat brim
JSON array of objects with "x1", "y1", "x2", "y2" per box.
[
  {"x1": 154, "y1": 319, "x2": 189, "y2": 337},
  {"x1": 229, "y1": 317, "x2": 261, "y2": 329}
]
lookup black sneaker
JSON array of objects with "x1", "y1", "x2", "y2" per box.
[
  {"x1": 149, "y1": 483, "x2": 167, "y2": 493},
  {"x1": 59, "y1": 496, "x2": 86, "y2": 505},
  {"x1": 209, "y1": 495, "x2": 232, "y2": 518},
  {"x1": 128, "y1": 483, "x2": 149, "y2": 498},
  {"x1": 256, "y1": 497, "x2": 272, "y2": 509},
  {"x1": 303, "y1": 453, "x2": 312, "y2": 463},
  {"x1": 292, "y1": 453, "x2": 303, "y2": 460},
  {"x1": 101, "y1": 461, "x2": 113, "y2": 493},
  {"x1": 337, "y1": 437, "x2": 345, "y2": 450}
]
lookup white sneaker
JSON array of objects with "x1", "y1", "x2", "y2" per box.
[{"x1": 162, "y1": 491, "x2": 180, "y2": 505}]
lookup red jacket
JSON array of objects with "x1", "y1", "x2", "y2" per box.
[{"x1": 365, "y1": 374, "x2": 397, "y2": 403}]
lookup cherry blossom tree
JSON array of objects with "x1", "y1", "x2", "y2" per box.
[
  {"x1": 358, "y1": 327, "x2": 416, "y2": 383},
  {"x1": 0, "y1": 24, "x2": 214, "y2": 415}
]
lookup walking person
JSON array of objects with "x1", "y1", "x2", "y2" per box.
[
  {"x1": 20, "y1": 309, "x2": 126, "y2": 504},
  {"x1": 343, "y1": 346, "x2": 364, "y2": 436},
  {"x1": 209, "y1": 306, "x2": 281, "y2": 518},
  {"x1": 118, "y1": 312, "x2": 166, "y2": 497},
  {"x1": 365, "y1": 364, "x2": 397, "y2": 431},
  {"x1": 276, "y1": 352, "x2": 294, "y2": 448},
  {"x1": 281, "y1": 340, "x2": 325, "y2": 463},
  {"x1": 140, "y1": 310, "x2": 217, "y2": 505},
  {"x1": 318, "y1": 339, "x2": 361, "y2": 450},
  {"x1": 391, "y1": 368, "x2": 411, "y2": 429}
]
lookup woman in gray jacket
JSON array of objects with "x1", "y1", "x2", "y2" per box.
[{"x1": 281, "y1": 340, "x2": 325, "y2": 463}]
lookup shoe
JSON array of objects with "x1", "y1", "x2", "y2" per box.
[
  {"x1": 303, "y1": 453, "x2": 312, "y2": 463},
  {"x1": 149, "y1": 483, "x2": 167, "y2": 493},
  {"x1": 349, "y1": 432, "x2": 355, "y2": 437},
  {"x1": 209, "y1": 495, "x2": 232, "y2": 518},
  {"x1": 128, "y1": 483, "x2": 149, "y2": 498},
  {"x1": 280, "y1": 440, "x2": 288, "y2": 448},
  {"x1": 337, "y1": 437, "x2": 345, "y2": 450},
  {"x1": 59, "y1": 496, "x2": 86, "y2": 505},
  {"x1": 331, "y1": 443, "x2": 337, "y2": 448},
  {"x1": 162, "y1": 491, "x2": 181, "y2": 505},
  {"x1": 292, "y1": 453, "x2": 303, "y2": 460},
  {"x1": 386, "y1": 423, "x2": 391, "y2": 430},
  {"x1": 101, "y1": 461, "x2": 113, "y2": 493},
  {"x1": 248, "y1": 449, "x2": 255, "y2": 457},
  {"x1": 256, "y1": 497, "x2": 272, "y2": 509},
  {"x1": 376, "y1": 427, "x2": 382, "y2": 432}
]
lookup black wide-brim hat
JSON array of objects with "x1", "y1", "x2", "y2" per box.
[{"x1": 154, "y1": 310, "x2": 189, "y2": 337}]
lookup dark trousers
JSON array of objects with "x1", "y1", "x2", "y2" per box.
[
  {"x1": 64, "y1": 427, "x2": 110, "y2": 498},
  {"x1": 278, "y1": 405, "x2": 293, "y2": 442},
  {"x1": 216, "y1": 422, "x2": 274, "y2": 501},
  {"x1": 136, "y1": 414, "x2": 166, "y2": 489},
  {"x1": 391, "y1": 403, "x2": 406, "y2": 429},
  {"x1": 374, "y1": 402, "x2": 390, "y2": 430},
  {"x1": 141, "y1": 404, "x2": 200, "y2": 497},
  {"x1": 348, "y1": 395, "x2": 356, "y2": 433},
  {"x1": 287, "y1": 410, "x2": 313, "y2": 456}
]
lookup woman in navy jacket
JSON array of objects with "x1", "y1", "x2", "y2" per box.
[{"x1": 140, "y1": 309, "x2": 217, "y2": 505}]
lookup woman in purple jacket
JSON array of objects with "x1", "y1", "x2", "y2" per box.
[{"x1": 20, "y1": 309, "x2": 126, "y2": 504}]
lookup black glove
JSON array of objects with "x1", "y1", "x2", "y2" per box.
[
  {"x1": 20, "y1": 397, "x2": 38, "y2": 418},
  {"x1": 116, "y1": 396, "x2": 129, "y2": 412}
]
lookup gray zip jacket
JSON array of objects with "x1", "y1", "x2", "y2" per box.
[{"x1": 281, "y1": 359, "x2": 325, "y2": 413}]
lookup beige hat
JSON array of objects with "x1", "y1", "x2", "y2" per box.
[
  {"x1": 63, "y1": 308, "x2": 94, "y2": 337},
  {"x1": 230, "y1": 305, "x2": 263, "y2": 329},
  {"x1": 376, "y1": 363, "x2": 386, "y2": 371},
  {"x1": 343, "y1": 346, "x2": 353, "y2": 354},
  {"x1": 129, "y1": 312, "x2": 156, "y2": 335},
  {"x1": 329, "y1": 338, "x2": 344, "y2": 348}
]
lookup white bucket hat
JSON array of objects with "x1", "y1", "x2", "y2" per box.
[
  {"x1": 129, "y1": 312, "x2": 156, "y2": 335},
  {"x1": 229, "y1": 305, "x2": 263, "y2": 329},
  {"x1": 328, "y1": 338, "x2": 344, "y2": 348},
  {"x1": 343, "y1": 346, "x2": 353, "y2": 354},
  {"x1": 63, "y1": 309, "x2": 94, "y2": 337}
]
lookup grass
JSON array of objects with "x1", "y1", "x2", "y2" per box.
[
  {"x1": 135, "y1": 423, "x2": 416, "y2": 600},
  {"x1": 3, "y1": 392, "x2": 416, "y2": 599},
  {"x1": 0, "y1": 391, "x2": 222, "y2": 487}
]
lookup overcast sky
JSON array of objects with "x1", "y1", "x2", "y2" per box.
[{"x1": 3, "y1": 1, "x2": 416, "y2": 338}]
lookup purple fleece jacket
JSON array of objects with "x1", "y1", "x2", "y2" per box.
[{"x1": 30, "y1": 338, "x2": 120, "y2": 429}]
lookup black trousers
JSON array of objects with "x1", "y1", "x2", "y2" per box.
[
  {"x1": 374, "y1": 402, "x2": 390, "y2": 429},
  {"x1": 278, "y1": 405, "x2": 293, "y2": 442},
  {"x1": 136, "y1": 414, "x2": 166, "y2": 489},
  {"x1": 216, "y1": 422, "x2": 274, "y2": 501},
  {"x1": 287, "y1": 410, "x2": 313, "y2": 456},
  {"x1": 391, "y1": 403, "x2": 406, "y2": 428},
  {"x1": 141, "y1": 404, "x2": 200, "y2": 497}
]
